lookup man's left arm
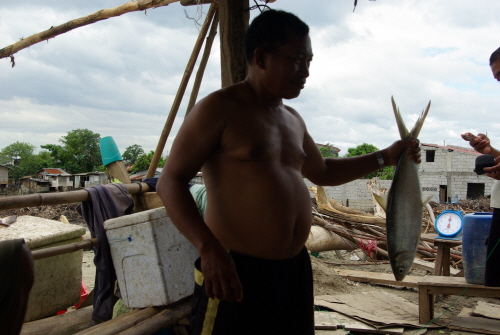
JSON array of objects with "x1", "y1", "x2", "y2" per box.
[{"x1": 301, "y1": 131, "x2": 420, "y2": 186}]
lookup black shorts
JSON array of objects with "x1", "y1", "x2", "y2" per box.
[{"x1": 189, "y1": 247, "x2": 314, "y2": 335}]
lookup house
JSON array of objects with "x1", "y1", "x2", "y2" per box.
[
  {"x1": 419, "y1": 143, "x2": 493, "y2": 202},
  {"x1": 305, "y1": 143, "x2": 493, "y2": 212},
  {"x1": 73, "y1": 172, "x2": 108, "y2": 189},
  {"x1": 37, "y1": 168, "x2": 74, "y2": 192},
  {"x1": 19, "y1": 177, "x2": 51, "y2": 194},
  {"x1": 0, "y1": 164, "x2": 12, "y2": 187}
]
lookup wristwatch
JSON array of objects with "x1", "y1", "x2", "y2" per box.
[{"x1": 375, "y1": 151, "x2": 385, "y2": 170}]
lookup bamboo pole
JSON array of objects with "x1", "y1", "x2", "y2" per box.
[
  {"x1": 146, "y1": 3, "x2": 217, "y2": 179},
  {"x1": 116, "y1": 299, "x2": 191, "y2": 335},
  {"x1": 74, "y1": 307, "x2": 164, "y2": 335},
  {"x1": 31, "y1": 238, "x2": 99, "y2": 260},
  {"x1": 0, "y1": 182, "x2": 150, "y2": 211},
  {"x1": 185, "y1": 9, "x2": 219, "y2": 115},
  {"x1": 0, "y1": 0, "x2": 179, "y2": 61}
]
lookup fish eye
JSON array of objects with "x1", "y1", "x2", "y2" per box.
[{"x1": 398, "y1": 267, "x2": 405, "y2": 274}]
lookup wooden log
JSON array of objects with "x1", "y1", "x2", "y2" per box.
[
  {"x1": 74, "y1": 307, "x2": 163, "y2": 335},
  {"x1": 186, "y1": 9, "x2": 219, "y2": 115},
  {"x1": 20, "y1": 306, "x2": 93, "y2": 335},
  {"x1": 116, "y1": 299, "x2": 191, "y2": 335},
  {"x1": 0, "y1": 0, "x2": 180, "y2": 60},
  {"x1": 305, "y1": 225, "x2": 355, "y2": 253},
  {"x1": 0, "y1": 182, "x2": 150, "y2": 211},
  {"x1": 146, "y1": 3, "x2": 217, "y2": 179},
  {"x1": 31, "y1": 238, "x2": 99, "y2": 260},
  {"x1": 219, "y1": 0, "x2": 249, "y2": 87}
]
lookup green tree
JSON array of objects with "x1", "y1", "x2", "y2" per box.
[
  {"x1": 0, "y1": 141, "x2": 35, "y2": 164},
  {"x1": 122, "y1": 144, "x2": 144, "y2": 165},
  {"x1": 319, "y1": 142, "x2": 337, "y2": 158},
  {"x1": 42, "y1": 129, "x2": 102, "y2": 173},
  {"x1": 131, "y1": 151, "x2": 166, "y2": 173},
  {"x1": 344, "y1": 143, "x2": 394, "y2": 180}
]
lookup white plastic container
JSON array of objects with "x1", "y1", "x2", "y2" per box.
[
  {"x1": 104, "y1": 207, "x2": 198, "y2": 308},
  {"x1": 0, "y1": 215, "x2": 85, "y2": 322}
]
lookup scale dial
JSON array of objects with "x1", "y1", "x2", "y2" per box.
[{"x1": 435, "y1": 210, "x2": 464, "y2": 237}]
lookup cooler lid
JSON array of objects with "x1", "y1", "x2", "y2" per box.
[
  {"x1": 104, "y1": 207, "x2": 168, "y2": 230},
  {"x1": 0, "y1": 216, "x2": 86, "y2": 249}
]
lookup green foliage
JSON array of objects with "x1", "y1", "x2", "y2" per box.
[
  {"x1": 131, "y1": 151, "x2": 166, "y2": 173},
  {"x1": 343, "y1": 143, "x2": 394, "y2": 180},
  {"x1": 0, "y1": 141, "x2": 35, "y2": 164},
  {"x1": 42, "y1": 129, "x2": 102, "y2": 173},
  {"x1": 344, "y1": 143, "x2": 379, "y2": 158},
  {"x1": 319, "y1": 146, "x2": 336, "y2": 158},
  {"x1": 122, "y1": 144, "x2": 144, "y2": 165}
]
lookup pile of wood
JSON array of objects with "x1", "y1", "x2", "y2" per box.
[{"x1": 306, "y1": 185, "x2": 493, "y2": 271}]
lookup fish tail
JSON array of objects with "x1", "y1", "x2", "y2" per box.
[
  {"x1": 392, "y1": 96, "x2": 409, "y2": 140},
  {"x1": 391, "y1": 96, "x2": 431, "y2": 140},
  {"x1": 409, "y1": 100, "x2": 431, "y2": 139}
]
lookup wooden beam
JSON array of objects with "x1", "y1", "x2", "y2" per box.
[
  {"x1": 0, "y1": 182, "x2": 150, "y2": 211},
  {"x1": 219, "y1": 0, "x2": 249, "y2": 87},
  {"x1": 0, "y1": 0, "x2": 180, "y2": 60},
  {"x1": 31, "y1": 238, "x2": 99, "y2": 260}
]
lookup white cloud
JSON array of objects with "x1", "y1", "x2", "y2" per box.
[{"x1": 1, "y1": 0, "x2": 500, "y2": 160}]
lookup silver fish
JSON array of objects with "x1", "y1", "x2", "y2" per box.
[{"x1": 374, "y1": 96, "x2": 432, "y2": 281}]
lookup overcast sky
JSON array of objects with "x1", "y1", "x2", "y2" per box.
[{"x1": 1, "y1": 0, "x2": 500, "y2": 159}]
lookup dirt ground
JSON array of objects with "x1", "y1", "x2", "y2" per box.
[{"x1": 3, "y1": 203, "x2": 499, "y2": 334}]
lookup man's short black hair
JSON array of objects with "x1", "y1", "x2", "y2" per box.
[
  {"x1": 245, "y1": 9, "x2": 309, "y2": 64},
  {"x1": 489, "y1": 47, "x2": 500, "y2": 65}
]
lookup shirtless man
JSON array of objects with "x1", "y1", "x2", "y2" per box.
[{"x1": 157, "y1": 9, "x2": 420, "y2": 335}]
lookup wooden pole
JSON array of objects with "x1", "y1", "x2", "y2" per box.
[
  {"x1": 145, "y1": 3, "x2": 217, "y2": 179},
  {"x1": 0, "y1": 0, "x2": 180, "y2": 60},
  {"x1": 74, "y1": 307, "x2": 163, "y2": 335},
  {"x1": 116, "y1": 299, "x2": 191, "y2": 335},
  {"x1": 31, "y1": 238, "x2": 99, "y2": 260},
  {"x1": 106, "y1": 160, "x2": 131, "y2": 184},
  {"x1": 219, "y1": 0, "x2": 249, "y2": 87},
  {"x1": 0, "y1": 182, "x2": 150, "y2": 211},
  {"x1": 186, "y1": 9, "x2": 219, "y2": 115}
]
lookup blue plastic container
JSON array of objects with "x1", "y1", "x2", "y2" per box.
[
  {"x1": 100, "y1": 136, "x2": 123, "y2": 166},
  {"x1": 462, "y1": 212, "x2": 492, "y2": 284}
]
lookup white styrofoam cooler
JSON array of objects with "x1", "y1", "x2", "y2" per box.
[{"x1": 104, "y1": 207, "x2": 198, "y2": 308}]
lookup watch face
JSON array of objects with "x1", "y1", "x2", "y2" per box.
[{"x1": 436, "y1": 212, "x2": 462, "y2": 236}]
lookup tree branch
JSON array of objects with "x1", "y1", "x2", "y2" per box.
[{"x1": 0, "y1": 0, "x2": 180, "y2": 61}]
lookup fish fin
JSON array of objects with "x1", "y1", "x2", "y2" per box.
[
  {"x1": 409, "y1": 100, "x2": 431, "y2": 139},
  {"x1": 392, "y1": 96, "x2": 409, "y2": 140},
  {"x1": 422, "y1": 195, "x2": 433, "y2": 206},
  {"x1": 373, "y1": 193, "x2": 388, "y2": 211}
]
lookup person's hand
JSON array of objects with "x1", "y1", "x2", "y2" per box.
[
  {"x1": 199, "y1": 244, "x2": 243, "y2": 302},
  {"x1": 484, "y1": 156, "x2": 500, "y2": 180},
  {"x1": 382, "y1": 140, "x2": 420, "y2": 166},
  {"x1": 462, "y1": 133, "x2": 492, "y2": 155}
]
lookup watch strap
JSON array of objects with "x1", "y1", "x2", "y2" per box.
[{"x1": 375, "y1": 151, "x2": 385, "y2": 170}]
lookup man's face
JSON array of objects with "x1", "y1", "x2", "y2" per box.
[
  {"x1": 264, "y1": 34, "x2": 313, "y2": 100},
  {"x1": 491, "y1": 60, "x2": 500, "y2": 82}
]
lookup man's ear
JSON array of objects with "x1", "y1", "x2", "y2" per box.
[{"x1": 253, "y1": 47, "x2": 267, "y2": 69}]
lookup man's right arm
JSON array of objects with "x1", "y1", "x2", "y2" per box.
[{"x1": 156, "y1": 94, "x2": 243, "y2": 302}]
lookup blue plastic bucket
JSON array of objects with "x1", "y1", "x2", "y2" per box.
[
  {"x1": 462, "y1": 212, "x2": 492, "y2": 284},
  {"x1": 100, "y1": 136, "x2": 123, "y2": 166}
]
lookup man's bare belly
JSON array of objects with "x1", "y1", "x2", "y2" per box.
[{"x1": 203, "y1": 168, "x2": 313, "y2": 260}]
